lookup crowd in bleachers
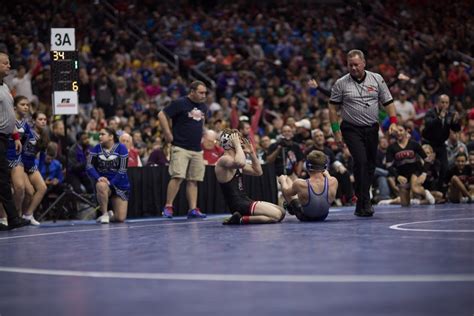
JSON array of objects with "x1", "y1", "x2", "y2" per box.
[{"x1": 0, "y1": 0, "x2": 473, "y2": 223}]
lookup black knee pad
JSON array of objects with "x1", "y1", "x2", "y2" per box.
[{"x1": 287, "y1": 199, "x2": 302, "y2": 215}]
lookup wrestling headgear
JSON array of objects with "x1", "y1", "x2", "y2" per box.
[
  {"x1": 305, "y1": 155, "x2": 328, "y2": 171},
  {"x1": 219, "y1": 131, "x2": 234, "y2": 150}
]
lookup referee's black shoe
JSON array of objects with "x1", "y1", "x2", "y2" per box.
[
  {"x1": 354, "y1": 201, "x2": 374, "y2": 217},
  {"x1": 8, "y1": 217, "x2": 30, "y2": 230},
  {"x1": 0, "y1": 217, "x2": 30, "y2": 231}
]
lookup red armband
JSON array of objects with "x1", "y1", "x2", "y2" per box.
[
  {"x1": 389, "y1": 116, "x2": 398, "y2": 124},
  {"x1": 12, "y1": 132, "x2": 20, "y2": 141}
]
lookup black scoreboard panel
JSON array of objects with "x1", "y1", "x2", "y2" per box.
[{"x1": 50, "y1": 50, "x2": 79, "y2": 92}]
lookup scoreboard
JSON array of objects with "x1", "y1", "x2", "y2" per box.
[
  {"x1": 50, "y1": 50, "x2": 79, "y2": 92},
  {"x1": 50, "y1": 28, "x2": 79, "y2": 115}
]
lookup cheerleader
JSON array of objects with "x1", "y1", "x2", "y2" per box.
[
  {"x1": 381, "y1": 125, "x2": 435, "y2": 206},
  {"x1": 21, "y1": 111, "x2": 48, "y2": 224},
  {"x1": 0, "y1": 96, "x2": 45, "y2": 225},
  {"x1": 87, "y1": 127, "x2": 130, "y2": 223},
  {"x1": 1, "y1": 96, "x2": 30, "y2": 223},
  {"x1": 446, "y1": 152, "x2": 472, "y2": 203}
]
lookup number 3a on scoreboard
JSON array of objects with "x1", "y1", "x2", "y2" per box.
[
  {"x1": 53, "y1": 51, "x2": 65, "y2": 61},
  {"x1": 72, "y1": 81, "x2": 78, "y2": 92}
]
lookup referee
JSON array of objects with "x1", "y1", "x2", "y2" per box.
[
  {"x1": 324, "y1": 49, "x2": 397, "y2": 217},
  {"x1": 0, "y1": 52, "x2": 30, "y2": 230}
]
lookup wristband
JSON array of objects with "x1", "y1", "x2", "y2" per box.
[
  {"x1": 331, "y1": 122, "x2": 340, "y2": 133},
  {"x1": 12, "y1": 132, "x2": 20, "y2": 141},
  {"x1": 389, "y1": 116, "x2": 398, "y2": 124}
]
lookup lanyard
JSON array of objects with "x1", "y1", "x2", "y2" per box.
[{"x1": 352, "y1": 79, "x2": 370, "y2": 107}]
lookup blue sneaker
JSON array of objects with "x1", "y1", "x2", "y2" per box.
[
  {"x1": 162, "y1": 206, "x2": 174, "y2": 218},
  {"x1": 187, "y1": 208, "x2": 206, "y2": 219}
]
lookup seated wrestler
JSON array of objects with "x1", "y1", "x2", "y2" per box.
[
  {"x1": 215, "y1": 129, "x2": 285, "y2": 225},
  {"x1": 278, "y1": 150, "x2": 338, "y2": 222}
]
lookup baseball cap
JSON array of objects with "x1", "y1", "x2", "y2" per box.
[{"x1": 295, "y1": 119, "x2": 311, "y2": 130}]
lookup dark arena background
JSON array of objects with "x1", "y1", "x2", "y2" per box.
[{"x1": 0, "y1": 1, "x2": 473, "y2": 315}]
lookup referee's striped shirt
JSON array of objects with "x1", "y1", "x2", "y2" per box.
[
  {"x1": 329, "y1": 71, "x2": 393, "y2": 127},
  {"x1": 0, "y1": 82, "x2": 16, "y2": 135}
]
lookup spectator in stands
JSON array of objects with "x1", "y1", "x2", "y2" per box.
[
  {"x1": 146, "y1": 137, "x2": 169, "y2": 166},
  {"x1": 266, "y1": 125, "x2": 304, "y2": 179},
  {"x1": 448, "y1": 61, "x2": 469, "y2": 99},
  {"x1": 68, "y1": 131, "x2": 93, "y2": 194},
  {"x1": 394, "y1": 90, "x2": 415, "y2": 123},
  {"x1": 49, "y1": 118, "x2": 72, "y2": 165},
  {"x1": 91, "y1": 108, "x2": 107, "y2": 131},
  {"x1": 293, "y1": 119, "x2": 312, "y2": 146},
  {"x1": 467, "y1": 132, "x2": 474, "y2": 153},
  {"x1": 94, "y1": 71, "x2": 116, "y2": 118},
  {"x1": 413, "y1": 94, "x2": 432, "y2": 128},
  {"x1": 11, "y1": 61, "x2": 39, "y2": 105},
  {"x1": 422, "y1": 94, "x2": 461, "y2": 191},
  {"x1": 37, "y1": 142, "x2": 64, "y2": 193},
  {"x1": 257, "y1": 135, "x2": 272, "y2": 163},
  {"x1": 446, "y1": 152, "x2": 473, "y2": 203},
  {"x1": 469, "y1": 151, "x2": 474, "y2": 196},
  {"x1": 120, "y1": 132, "x2": 142, "y2": 167},
  {"x1": 78, "y1": 68, "x2": 93, "y2": 119},
  {"x1": 202, "y1": 129, "x2": 224, "y2": 165},
  {"x1": 158, "y1": 80, "x2": 207, "y2": 219},
  {"x1": 231, "y1": 96, "x2": 263, "y2": 148},
  {"x1": 446, "y1": 130, "x2": 468, "y2": 168}
]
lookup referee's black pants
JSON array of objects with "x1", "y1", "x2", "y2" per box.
[
  {"x1": 341, "y1": 121, "x2": 379, "y2": 210},
  {"x1": 0, "y1": 134, "x2": 19, "y2": 221}
]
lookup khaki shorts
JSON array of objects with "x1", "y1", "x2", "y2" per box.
[{"x1": 169, "y1": 145, "x2": 205, "y2": 181}]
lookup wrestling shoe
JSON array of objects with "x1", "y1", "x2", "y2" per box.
[
  {"x1": 187, "y1": 208, "x2": 206, "y2": 219},
  {"x1": 162, "y1": 206, "x2": 174, "y2": 218},
  {"x1": 222, "y1": 212, "x2": 242, "y2": 225}
]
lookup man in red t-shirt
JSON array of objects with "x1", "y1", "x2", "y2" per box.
[
  {"x1": 119, "y1": 132, "x2": 142, "y2": 167},
  {"x1": 202, "y1": 129, "x2": 224, "y2": 165}
]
